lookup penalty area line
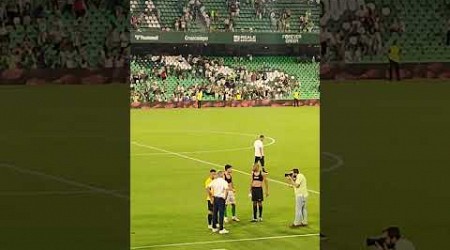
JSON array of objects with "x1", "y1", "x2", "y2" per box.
[
  {"x1": 131, "y1": 233, "x2": 320, "y2": 249},
  {"x1": 131, "y1": 142, "x2": 320, "y2": 195}
]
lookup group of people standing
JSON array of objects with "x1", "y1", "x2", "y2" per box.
[{"x1": 204, "y1": 135, "x2": 309, "y2": 234}]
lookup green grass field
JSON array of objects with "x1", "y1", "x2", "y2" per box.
[
  {"x1": 0, "y1": 85, "x2": 129, "y2": 250},
  {"x1": 131, "y1": 107, "x2": 320, "y2": 250}
]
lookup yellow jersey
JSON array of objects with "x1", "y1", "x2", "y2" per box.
[
  {"x1": 293, "y1": 92, "x2": 300, "y2": 99},
  {"x1": 197, "y1": 92, "x2": 203, "y2": 101},
  {"x1": 205, "y1": 177, "x2": 213, "y2": 200},
  {"x1": 389, "y1": 45, "x2": 400, "y2": 62},
  {"x1": 236, "y1": 94, "x2": 241, "y2": 100}
]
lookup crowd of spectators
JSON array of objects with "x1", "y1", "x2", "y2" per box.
[
  {"x1": 172, "y1": 0, "x2": 212, "y2": 31},
  {"x1": 131, "y1": 0, "x2": 161, "y2": 30},
  {"x1": 0, "y1": 0, "x2": 129, "y2": 70},
  {"x1": 130, "y1": 54, "x2": 306, "y2": 102},
  {"x1": 320, "y1": 2, "x2": 403, "y2": 62},
  {"x1": 321, "y1": 0, "x2": 450, "y2": 63},
  {"x1": 130, "y1": 0, "x2": 319, "y2": 33}
]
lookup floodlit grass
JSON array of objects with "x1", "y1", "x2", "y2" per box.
[{"x1": 131, "y1": 107, "x2": 320, "y2": 250}]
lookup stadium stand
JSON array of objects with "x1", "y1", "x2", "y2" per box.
[
  {"x1": 131, "y1": 0, "x2": 161, "y2": 30},
  {"x1": 132, "y1": 0, "x2": 321, "y2": 32},
  {"x1": 130, "y1": 55, "x2": 319, "y2": 102},
  {"x1": 321, "y1": 0, "x2": 450, "y2": 63},
  {"x1": 0, "y1": 0, "x2": 129, "y2": 70}
]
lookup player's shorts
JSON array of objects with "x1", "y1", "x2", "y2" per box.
[
  {"x1": 251, "y1": 187, "x2": 264, "y2": 202},
  {"x1": 207, "y1": 200, "x2": 213, "y2": 212},
  {"x1": 254, "y1": 156, "x2": 265, "y2": 166},
  {"x1": 226, "y1": 191, "x2": 236, "y2": 204}
]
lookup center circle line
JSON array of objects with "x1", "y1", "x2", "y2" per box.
[{"x1": 131, "y1": 130, "x2": 276, "y2": 155}]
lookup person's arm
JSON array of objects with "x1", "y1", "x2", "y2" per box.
[
  {"x1": 206, "y1": 186, "x2": 213, "y2": 201},
  {"x1": 224, "y1": 182, "x2": 229, "y2": 200},
  {"x1": 287, "y1": 176, "x2": 295, "y2": 187},
  {"x1": 263, "y1": 174, "x2": 269, "y2": 196},
  {"x1": 286, "y1": 175, "x2": 300, "y2": 187},
  {"x1": 229, "y1": 182, "x2": 235, "y2": 192},
  {"x1": 259, "y1": 145, "x2": 264, "y2": 156},
  {"x1": 206, "y1": 182, "x2": 214, "y2": 201},
  {"x1": 249, "y1": 174, "x2": 253, "y2": 194}
]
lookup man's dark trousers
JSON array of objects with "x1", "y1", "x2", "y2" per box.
[
  {"x1": 212, "y1": 197, "x2": 226, "y2": 230},
  {"x1": 389, "y1": 59, "x2": 400, "y2": 81}
]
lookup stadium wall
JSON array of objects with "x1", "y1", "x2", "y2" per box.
[
  {"x1": 321, "y1": 62, "x2": 450, "y2": 80},
  {"x1": 131, "y1": 99, "x2": 320, "y2": 108},
  {"x1": 132, "y1": 31, "x2": 319, "y2": 45}
]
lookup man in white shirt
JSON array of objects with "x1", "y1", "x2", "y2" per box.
[
  {"x1": 206, "y1": 171, "x2": 230, "y2": 234},
  {"x1": 253, "y1": 135, "x2": 267, "y2": 173},
  {"x1": 286, "y1": 168, "x2": 308, "y2": 227}
]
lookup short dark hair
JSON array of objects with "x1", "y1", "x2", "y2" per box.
[
  {"x1": 224, "y1": 164, "x2": 232, "y2": 170},
  {"x1": 259, "y1": 135, "x2": 264, "y2": 138},
  {"x1": 383, "y1": 227, "x2": 401, "y2": 240},
  {"x1": 293, "y1": 168, "x2": 299, "y2": 174},
  {"x1": 210, "y1": 169, "x2": 216, "y2": 173}
]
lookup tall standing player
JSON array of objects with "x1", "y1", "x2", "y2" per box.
[
  {"x1": 204, "y1": 169, "x2": 217, "y2": 229},
  {"x1": 223, "y1": 164, "x2": 240, "y2": 223},
  {"x1": 254, "y1": 135, "x2": 267, "y2": 173},
  {"x1": 250, "y1": 163, "x2": 269, "y2": 222}
]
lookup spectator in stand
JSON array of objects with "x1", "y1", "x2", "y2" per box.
[
  {"x1": 174, "y1": 18, "x2": 180, "y2": 31},
  {"x1": 224, "y1": 16, "x2": 234, "y2": 32},
  {"x1": 205, "y1": 14, "x2": 211, "y2": 31},
  {"x1": 299, "y1": 15, "x2": 305, "y2": 31},
  {"x1": 270, "y1": 11, "x2": 277, "y2": 31},
  {"x1": 390, "y1": 18, "x2": 405, "y2": 35},
  {"x1": 180, "y1": 17, "x2": 187, "y2": 31},
  {"x1": 211, "y1": 9, "x2": 216, "y2": 22},
  {"x1": 73, "y1": 0, "x2": 86, "y2": 18},
  {"x1": 255, "y1": 0, "x2": 263, "y2": 19}
]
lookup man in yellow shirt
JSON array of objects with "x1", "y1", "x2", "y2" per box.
[
  {"x1": 205, "y1": 169, "x2": 217, "y2": 229},
  {"x1": 293, "y1": 91, "x2": 300, "y2": 107},
  {"x1": 236, "y1": 92, "x2": 242, "y2": 101},
  {"x1": 388, "y1": 41, "x2": 401, "y2": 81},
  {"x1": 286, "y1": 168, "x2": 309, "y2": 227},
  {"x1": 196, "y1": 90, "x2": 203, "y2": 109}
]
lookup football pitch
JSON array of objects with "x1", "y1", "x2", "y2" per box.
[
  {"x1": 131, "y1": 107, "x2": 320, "y2": 250},
  {"x1": 0, "y1": 85, "x2": 129, "y2": 250}
]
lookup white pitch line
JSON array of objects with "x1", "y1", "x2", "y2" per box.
[
  {"x1": 131, "y1": 233, "x2": 319, "y2": 249},
  {"x1": 131, "y1": 142, "x2": 320, "y2": 195},
  {"x1": 132, "y1": 131, "x2": 276, "y2": 156},
  {"x1": 0, "y1": 163, "x2": 129, "y2": 200}
]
